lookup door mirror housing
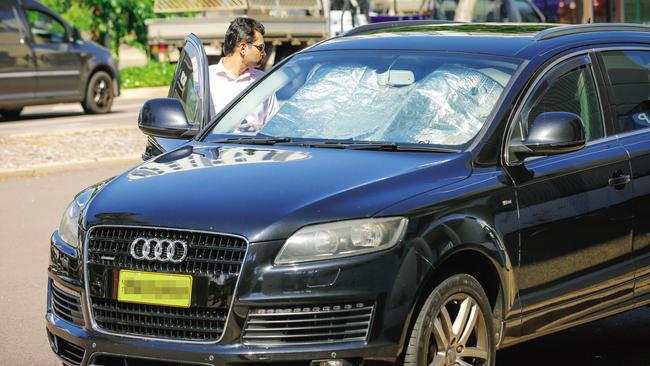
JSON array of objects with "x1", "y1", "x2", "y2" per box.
[
  {"x1": 510, "y1": 112, "x2": 586, "y2": 161},
  {"x1": 71, "y1": 27, "x2": 83, "y2": 44},
  {"x1": 138, "y1": 98, "x2": 199, "y2": 139}
]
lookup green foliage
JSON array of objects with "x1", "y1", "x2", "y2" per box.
[{"x1": 120, "y1": 62, "x2": 175, "y2": 89}]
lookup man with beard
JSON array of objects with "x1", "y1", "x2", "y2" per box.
[{"x1": 209, "y1": 17, "x2": 278, "y2": 132}]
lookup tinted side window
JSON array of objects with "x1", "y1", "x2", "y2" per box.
[
  {"x1": 431, "y1": 0, "x2": 505, "y2": 21},
  {"x1": 170, "y1": 51, "x2": 200, "y2": 125},
  {"x1": 25, "y1": 9, "x2": 66, "y2": 44},
  {"x1": 0, "y1": 5, "x2": 24, "y2": 44},
  {"x1": 600, "y1": 50, "x2": 650, "y2": 133},
  {"x1": 472, "y1": 0, "x2": 504, "y2": 22},
  {"x1": 510, "y1": 56, "x2": 604, "y2": 160},
  {"x1": 515, "y1": 0, "x2": 542, "y2": 22}
]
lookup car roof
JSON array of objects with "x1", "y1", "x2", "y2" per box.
[{"x1": 312, "y1": 23, "x2": 650, "y2": 59}]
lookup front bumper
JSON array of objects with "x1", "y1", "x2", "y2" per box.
[{"x1": 47, "y1": 232, "x2": 433, "y2": 365}]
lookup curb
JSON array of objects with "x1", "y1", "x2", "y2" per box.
[
  {"x1": 0, "y1": 156, "x2": 141, "y2": 181},
  {"x1": 118, "y1": 86, "x2": 168, "y2": 100}
]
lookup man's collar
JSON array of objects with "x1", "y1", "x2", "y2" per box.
[{"x1": 214, "y1": 58, "x2": 253, "y2": 80}]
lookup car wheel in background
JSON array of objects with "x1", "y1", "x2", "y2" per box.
[
  {"x1": 82, "y1": 71, "x2": 114, "y2": 114},
  {"x1": 404, "y1": 274, "x2": 495, "y2": 366},
  {"x1": 0, "y1": 107, "x2": 23, "y2": 119}
]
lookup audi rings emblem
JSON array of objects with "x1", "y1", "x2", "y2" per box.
[{"x1": 129, "y1": 237, "x2": 188, "y2": 263}]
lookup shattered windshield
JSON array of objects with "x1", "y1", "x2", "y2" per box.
[{"x1": 206, "y1": 50, "x2": 520, "y2": 148}]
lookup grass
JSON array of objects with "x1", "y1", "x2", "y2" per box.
[{"x1": 120, "y1": 62, "x2": 175, "y2": 89}]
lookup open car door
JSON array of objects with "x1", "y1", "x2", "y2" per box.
[{"x1": 142, "y1": 34, "x2": 210, "y2": 160}]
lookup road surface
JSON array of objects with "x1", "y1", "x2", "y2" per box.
[{"x1": 0, "y1": 92, "x2": 161, "y2": 136}]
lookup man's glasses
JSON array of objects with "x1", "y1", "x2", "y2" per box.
[{"x1": 248, "y1": 43, "x2": 265, "y2": 53}]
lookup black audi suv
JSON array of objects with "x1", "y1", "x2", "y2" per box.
[{"x1": 46, "y1": 22, "x2": 650, "y2": 366}]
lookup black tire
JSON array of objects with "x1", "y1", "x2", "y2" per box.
[
  {"x1": 404, "y1": 274, "x2": 495, "y2": 366},
  {"x1": 0, "y1": 107, "x2": 23, "y2": 119},
  {"x1": 82, "y1": 71, "x2": 114, "y2": 114}
]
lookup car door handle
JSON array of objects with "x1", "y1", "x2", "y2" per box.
[{"x1": 609, "y1": 173, "x2": 631, "y2": 189}]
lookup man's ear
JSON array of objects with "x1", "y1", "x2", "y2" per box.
[{"x1": 238, "y1": 42, "x2": 247, "y2": 57}]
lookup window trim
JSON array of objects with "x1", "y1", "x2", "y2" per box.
[{"x1": 503, "y1": 49, "x2": 607, "y2": 166}]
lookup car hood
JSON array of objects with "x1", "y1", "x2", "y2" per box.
[{"x1": 84, "y1": 144, "x2": 472, "y2": 242}]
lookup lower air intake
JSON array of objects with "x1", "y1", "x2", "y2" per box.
[{"x1": 242, "y1": 302, "x2": 374, "y2": 346}]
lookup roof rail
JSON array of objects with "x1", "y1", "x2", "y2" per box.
[
  {"x1": 340, "y1": 20, "x2": 462, "y2": 37},
  {"x1": 534, "y1": 23, "x2": 650, "y2": 41}
]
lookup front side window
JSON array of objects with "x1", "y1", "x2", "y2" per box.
[
  {"x1": 206, "y1": 50, "x2": 520, "y2": 148},
  {"x1": 600, "y1": 50, "x2": 650, "y2": 133},
  {"x1": 170, "y1": 50, "x2": 201, "y2": 126},
  {"x1": 25, "y1": 9, "x2": 66, "y2": 44},
  {"x1": 509, "y1": 55, "x2": 603, "y2": 162}
]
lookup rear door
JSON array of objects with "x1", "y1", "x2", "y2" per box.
[
  {"x1": 0, "y1": 3, "x2": 36, "y2": 103},
  {"x1": 143, "y1": 34, "x2": 210, "y2": 159},
  {"x1": 23, "y1": 6, "x2": 83, "y2": 101},
  {"x1": 597, "y1": 47, "x2": 650, "y2": 304}
]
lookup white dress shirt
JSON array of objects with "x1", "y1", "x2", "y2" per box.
[{"x1": 208, "y1": 59, "x2": 278, "y2": 132}]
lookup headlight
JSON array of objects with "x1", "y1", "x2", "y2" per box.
[
  {"x1": 58, "y1": 187, "x2": 95, "y2": 248},
  {"x1": 275, "y1": 217, "x2": 408, "y2": 265}
]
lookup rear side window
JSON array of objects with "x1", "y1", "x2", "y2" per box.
[
  {"x1": 0, "y1": 5, "x2": 24, "y2": 44},
  {"x1": 25, "y1": 9, "x2": 66, "y2": 44},
  {"x1": 600, "y1": 50, "x2": 650, "y2": 133}
]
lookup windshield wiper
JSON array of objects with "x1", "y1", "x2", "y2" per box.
[
  {"x1": 210, "y1": 136, "x2": 291, "y2": 146},
  {"x1": 347, "y1": 143, "x2": 460, "y2": 153},
  {"x1": 277, "y1": 140, "x2": 459, "y2": 153}
]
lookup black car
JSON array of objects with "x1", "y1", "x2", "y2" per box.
[
  {"x1": 0, "y1": 0, "x2": 118, "y2": 118},
  {"x1": 46, "y1": 22, "x2": 650, "y2": 366}
]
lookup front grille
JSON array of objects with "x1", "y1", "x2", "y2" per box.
[
  {"x1": 91, "y1": 298, "x2": 227, "y2": 341},
  {"x1": 86, "y1": 226, "x2": 247, "y2": 342},
  {"x1": 51, "y1": 281, "x2": 84, "y2": 326},
  {"x1": 87, "y1": 227, "x2": 247, "y2": 276},
  {"x1": 91, "y1": 354, "x2": 208, "y2": 366},
  {"x1": 243, "y1": 302, "x2": 374, "y2": 346},
  {"x1": 48, "y1": 331, "x2": 85, "y2": 366}
]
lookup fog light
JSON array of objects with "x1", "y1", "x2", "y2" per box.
[{"x1": 310, "y1": 360, "x2": 353, "y2": 366}]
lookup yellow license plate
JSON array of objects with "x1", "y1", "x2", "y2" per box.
[{"x1": 117, "y1": 270, "x2": 192, "y2": 308}]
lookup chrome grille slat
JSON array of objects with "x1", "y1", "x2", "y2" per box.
[
  {"x1": 91, "y1": 303, "x2": 227, "y2": 321},
  {"x1": 246, "y1": 321, "x2": 370, "y2": 331},
  {"x1": 250, "y1": 305, "x2": 373, "y2": 317},
  {"x1": 243, "y1": 302, "x2": 374, "y2": 346},
  {"x1": 246, "y1": 313, "x2": 371, "y2": 324},
  {"x1": 243, "y1": 329, "x2": 368, "y2": 339},
  {"x1": 92, "y1": 298, "x2": 226, "y2": 340},
  {"x1": 50, "y1": 281, "x2": 84, "y2": 326},
  {"x1": 86, "y1": 226, "x2": 247, "y2": 342}
]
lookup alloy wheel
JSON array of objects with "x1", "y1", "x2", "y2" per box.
[{"x1": 426, "y1": 293, "x2": 489, "y2": 366}]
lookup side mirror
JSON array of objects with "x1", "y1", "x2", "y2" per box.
[
  {"x1": 70, "y1": 27, "x2": 83, "y2": 44},
  {"x1": 138, "y1": 98, "x2": 198, "y2": 139},
  {"x1": 510, "y1": 112, "x2": 586, "y2": 161}
]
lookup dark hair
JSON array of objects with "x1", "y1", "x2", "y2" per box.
[{"x1": 223, "y1": 17, "x2": 265, "y2": 56}]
